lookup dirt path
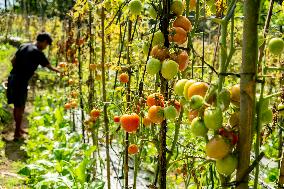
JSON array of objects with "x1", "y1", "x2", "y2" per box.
[{"x1": 0, "y1": 106, "x2": 29, "y2": 189}]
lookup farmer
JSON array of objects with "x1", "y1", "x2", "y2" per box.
[{"x1": 6, "y1": 32, "x2": 60, "y2": 140}]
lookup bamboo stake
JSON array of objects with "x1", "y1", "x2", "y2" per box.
[{"x1": 236, "y1": 0, "x2": 260, "y2": 188}]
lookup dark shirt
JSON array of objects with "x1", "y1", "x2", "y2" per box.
[{"x1": 10, "y1": 43, "x2": 49, "y2": 82}]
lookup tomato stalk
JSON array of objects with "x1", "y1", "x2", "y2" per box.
[
  {"x1": 157, "y1": 0, "x2": 170, "y2": 187},
  {"x1": 76, "y1": 19, "x2": 86, "y2": 143},
  {"x1": 166, "y1": 107, "x2": 184, "y2": 167},
  {"x1": 101, "y1": 7, "x2": 111, "y2": 189},
  {"x1": 123, "y1": 19, "x2": 133, "y2": 189}
]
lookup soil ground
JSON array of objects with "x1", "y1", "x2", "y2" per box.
[{"x1": 0, "y1": 106, "x2": 30, "y2": 189}]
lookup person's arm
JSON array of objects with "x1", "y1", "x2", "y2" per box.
[
  {"x1": 11, "y1": 55, "x2": 16, "y2": 67},
  {"x1": 46, "y1": 64, "x2": 61, "y2": 73}
]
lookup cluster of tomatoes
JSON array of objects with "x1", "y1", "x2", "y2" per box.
[
  {"x1": 144, "y1": 0, "x2": 194, "y2": 80},
  {"x1": 57, "y1": 62, "x2": 80, "y2": 110},
  {"x1": 173, "y1": 78, "x2": 242, "y2": 176}
]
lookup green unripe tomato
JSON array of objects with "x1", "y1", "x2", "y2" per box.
[
  {"x1": 216, "y1": 154, "x2": 238, "y2": 176},
  {"x1": 183, "y1": 79, "x2": 196, "y2": 100},
  {"x1": 218, "y1": 88, "x2": 231, "y2": 111},
  {"x1": 164, "y1": 105, "x2": 178, "y2": 120},
  {"x1": 260, "y1": 109, "x2": 273, "y2": 125},
  {"x1": 190, "y1": 117, "x2": 208, "y2": 137},
  {"x1": 161, "y1": 60, "x2": 179, "y2": 80},
  {"x1": 174, "y1": 79, "x2": 188, "y2": 96},
  {"x1": 268, "y1": 37, "x2": 284, "y2": 55},
  {"x1": 143, "y1": 42, "x2": 150, "y2": 55},
  {"x1": 278, "y1": 103, "x2": 284, "y2": 117},
  {"x1": 95, "y1": 47, "x2": 101, "y2": 52},
  {"x1": 152, "y1": 31, "x2": 165, "y2": 46},
  {"x1": 204, "y1": 106, "x2": 223, "y2": 130},
  {"x1": 256, "y1": 98, "x2": 269, "y2": 115},
  {"x1": 146, "y1": 58, "x2": 162, "y2": 75},
  {"x1": 189, "y1": 95, "x2": 204, "y2": 110},
  {"x1": 171, "y1": 0, "x2": 184, "y2": 16},
  {"x1": 129, "y1": 0, "x2": 143, "y2": 15}
]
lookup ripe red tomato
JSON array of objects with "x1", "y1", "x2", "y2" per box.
[
  {"x1": 218, "y1": 128, "x2": 239, "y2": 145},
  {"x1": 113, "y1": 116, "x2": 120, "y2": 123}
]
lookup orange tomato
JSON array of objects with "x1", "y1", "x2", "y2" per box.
[
  {"x1": 64, "y1": 103, "x2": 71, "y2": 110},
  {"x1": 58, "y1": 62, "x2": 67, "y2": 68},
  {"x1": 150, "y1": 45, "x2": 170, "y2": 61},
  {"x1": 119, "y1": 73, "x2": 129, "y2": 83},
  {"x1": 68, "y1": 78, "x2": 75, "y2": 85},
  {"x1": 148, "y1": 105, "x2": 164, "y2": 124},
  {"x1": 90, "y1": 109, "x2": 100, "y2": 119},
  {"x1": 187, "y1": 82, "x2": 209, "y2": 100},
  {"x1": 120, "y1": 113, "x2": 140, "y2": 133},
  {"x1": 190, "y1": 0, "x2": 196, "y2": 10},
  {"x1": 146, "y1": 93, "x2": 165, "y2": 107},
  {"x1": 70, "y1": 100, "x2": 78, "y2": 108},
  {"x1": 176, "y1": 168, "x2": 182, "y2": 175},
  {"x1": 169, "y1": 27, "x2": 187, "y2": 45},
  {"x1": 173, "y1": 16, "x2": 192, "y2": 32},
  {"x1": 70, "y1": 91, "x2": 78, "y2": 98},
  {"x1": 143, "y1": 116, "x2": 152, "y2": 126},
  {"x1": 176, "y1": 51, "x2": 189, "y2": 71},
  {"x1": 89, "y1": 64, "x2": 97, "y2": 70},
  {"x1": 128, "y1": 144, "x2": 139, "y2": 155},
  {"x1": 230, "y1": 84, "x2": 240, "y2": 106}
]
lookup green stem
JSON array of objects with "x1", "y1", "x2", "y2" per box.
[
  {"x1": 166, "y1": 108, "x2": 184, "y2": 167},
  {"x1": 263, "y1": 92, "x2": 282, "y2": 100},
  {"x1": 133, "y1": 140, "x2": 144, "y2": 189},
  {"x1": 217, "y1": 21, "x2": 228, "y2": 95},
  {"x1": 253, "y1": 78, "x2": 265, "y2": 189},
  {"x1": 101, "y1": 7, "x2": 111, "y2": 189}
]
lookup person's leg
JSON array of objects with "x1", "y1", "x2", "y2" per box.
[{"x1": 14, "y1": 106, "x2": 25, "y2": 138}]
